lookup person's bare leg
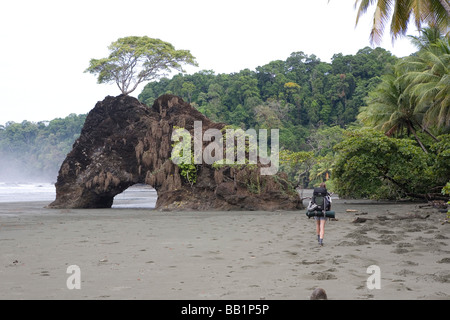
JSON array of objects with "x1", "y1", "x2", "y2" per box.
[
  {"x1": 316, "y1": 219, "x2": 321, "y2": 242},
  {"x1": 319, "y1": 219, "x2": 326, "y2": 246}
]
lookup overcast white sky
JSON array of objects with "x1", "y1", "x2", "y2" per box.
[{"x1": 0, "y1": 0, "x2": 420, "y2": 125}]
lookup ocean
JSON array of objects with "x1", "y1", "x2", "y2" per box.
[{"x1": 0, "y1": 182, "x2": 157, "y2": 208}]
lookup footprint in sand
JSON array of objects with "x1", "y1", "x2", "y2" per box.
[
  {"x1": 392, "y1": 248, "x2": 409, "y2": 254},
  {"x1": 395, "y1": 269, "x2": 417, "y2": 277},
  {"x1": 283, "y1": 250, "x2": 298, "y2": 256},
  {"x1": 400, "y1": 260, "x2": 418, "y2": 266},
  {"x1": 310, "y1": 270, "x2": 337, "y2": 280},
  {"x1": 299, "y1": 259, "x2": 326, "y2": 265}
]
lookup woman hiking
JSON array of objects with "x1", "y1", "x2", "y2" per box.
[{"x1": 314, "y1": 182, "x2": 331, "y2": 246}]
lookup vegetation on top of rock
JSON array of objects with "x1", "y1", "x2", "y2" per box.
[{"x1": 85, "y1": 36, "x2": 198, "y2": 95}]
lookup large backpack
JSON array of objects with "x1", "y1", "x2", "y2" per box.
[{"x1": 307, "y1": 187, "x2": 330, "y2": 214}]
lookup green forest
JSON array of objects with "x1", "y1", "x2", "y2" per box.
[
  {"x1": 1, "y1": 30, "x2": 449, "y2": 200},
  {"x1": 0, "y1": 114, "x2": 86, "y2": 181}
]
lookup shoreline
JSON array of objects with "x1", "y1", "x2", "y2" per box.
[{"x1": 0, "y1": 198, "x2": 449, "y2": 300}]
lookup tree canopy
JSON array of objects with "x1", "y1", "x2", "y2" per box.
[
  {"x1": 138, "y1": 46, "x2": 397, "y2": 140},
  {"x1": 333, "y1": 129, "x2": 449, "y2": 200},
  {"x1": 85, "y1": 36, "x2": 198, "y2": 95},
  {"x1": 0, "y1": 114, "x2": 86, "y2": 181}
]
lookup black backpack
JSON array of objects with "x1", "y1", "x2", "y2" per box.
[{"x1": 311, "y1": 187, "x2": 329, "y2": 212}]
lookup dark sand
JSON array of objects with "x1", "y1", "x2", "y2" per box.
[{"x1": 0, "y1": 195, "x2": 449, "y2": 300}]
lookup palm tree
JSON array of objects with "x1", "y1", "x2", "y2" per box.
[
  {"x1": 311, "y1": 155, "x2": 334, "y2": 183},
  {"x1": 354, "y1": 0, "x2": 450, "y2": 45},
  {"x1": 358, "y1": 70, "x2": 430, "y2": 152},
  {"x1": 400, "y1": 36, "x2": 450, "y2": 128},
  {"x1": 408, "y1": 25, "x2": 447, "y2": 50}
]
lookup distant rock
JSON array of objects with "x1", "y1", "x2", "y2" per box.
[{"x1": 48, "y1": 94, "x2": 303, "y2": 211}]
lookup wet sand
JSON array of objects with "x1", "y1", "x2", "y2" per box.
[{"x1": 0, "y1": 196, "x2": 449, "y2": 300}]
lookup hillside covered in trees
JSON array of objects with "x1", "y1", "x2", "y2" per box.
[
  {"x1": 0, "y1": 114, "x2": 86, "y2": 182},
  {"x1": 139, "y1": 47, "x2": 397, "y2": 151}
]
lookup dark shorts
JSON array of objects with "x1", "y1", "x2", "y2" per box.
[{"x1": 314, "y1": 216, "x2": 327, "y2": 221}]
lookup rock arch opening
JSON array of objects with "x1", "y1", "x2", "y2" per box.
[{"x1": 112, "y1": 184, "x2": 157, "y2": 209}]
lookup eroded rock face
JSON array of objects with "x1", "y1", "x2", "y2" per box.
[{"x1": 48, "y1": 94, "x2": 303, "y2": 211}]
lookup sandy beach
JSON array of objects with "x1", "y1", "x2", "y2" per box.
[{"x1": 0, "y1": 194, "x2": 449, "y2": 300}]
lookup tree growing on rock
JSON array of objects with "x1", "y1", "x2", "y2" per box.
[{"x1": 85, "y1": 36, "x2": 198, "y2": 95}]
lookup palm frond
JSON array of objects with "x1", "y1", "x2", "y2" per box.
[
  {"x1": 355, "y1": 0, "x2": 377, "y2": 25},
  {"x1": 391, "y1": 0, "x2": 413, "y2": 40},
  {"x1": 355, "y1": 0, "x2": 450, "y2": 45},
  {"x1": 426, "y1": 0, "x2": 450, "y2": 33}
]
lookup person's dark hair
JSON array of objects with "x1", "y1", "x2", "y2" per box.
[
  {"x1": 319, "y1": 182, "x2": 326, "y2": 189},
  {"x1": 310, "y1": 287, "x2": 328, "y2": 300}
]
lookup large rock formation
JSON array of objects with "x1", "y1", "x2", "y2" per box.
[{"x1": 48, "y1": 94, "x2": 303, "y2": 211}]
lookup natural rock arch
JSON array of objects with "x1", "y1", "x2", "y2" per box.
[{"x1": 48, "y1": 94, "x2": 302, "y2": 211}]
